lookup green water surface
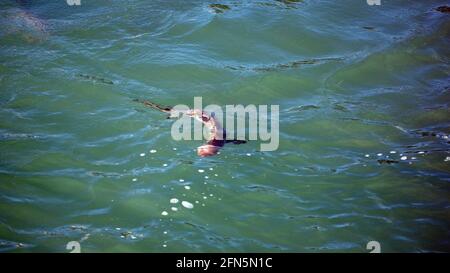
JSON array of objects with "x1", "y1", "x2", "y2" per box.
[{"x1": 0, "y1": 0, "x2": 449, "y2": 252}]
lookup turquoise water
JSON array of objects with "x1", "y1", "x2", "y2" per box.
[{"x1": 0, "y1": 0, "x2": 449, "y2": 252}]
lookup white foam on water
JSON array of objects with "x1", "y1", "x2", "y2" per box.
[
  {"x1": 171, "y1": 207, "x2": 178, "y2": 211},
  {"x1": 140, "y1": 153, "x2": 146, "y2": 157},
  {"x1": 203, "y1": 196, "x2": 207, "y2": 199},
  {"x1": 400, "y1": 156, "x2": 407, "y2": 160},
  {"x1": 184, "y1": 185, "x2": 191, "y2": 190},
  {"x1": 390, "y1": 151, "x2": 396, "y2": 154},
  {"x1": 365, "y1": 154, "x2": 370, "y2": 158},
  {"x1": 205, "y1": 176, "x2": 209, "y2": 179},
  {"x1": 170, "y1": 198, "x2": 179, "y2": 204},
  {"x1": 163, "y1": 163, "x2": 168, "y2": 167},
  {"x1": 132, "y1": 178, "x2": 137, "y2": 182},
  {"x1": 150, "y1": 149, "x2": 157, "y2": 153},
  {"x1": 445, "y1": 156, "x2": 450, "y2": 162},
  {"x1": 198, "y1": 169, "x2": 205, "y2": 173},
  {"x1": 214, "y1": 174, "x2": 218, "y2": 176},
  {"x1": 179, "y1": 179, "x2": 184, "y2": 182},
  {"x1": 246, "y1": 153, "x2": 251, "y2": 156},
  {"x1": 209, "y1": 194, "x2": 213, "y2": 197},
  {"x1": 161, "y1": 211, "x2": 168, "y2": 216},
  {"x1": 163, "y1": 244, "x2": 167, "y2": 247},
  {"x1": 181, "y1": 201, "x2": 194, "y2": 209},
  {"x1": 209, "y1": 168, "x2": 213, "y2": 171},
  {"x1": 163, "y1": 231, "x2": 167, "y2": 234},
  {"x1": 173, "y1": 147, "x2": 177, "y2": 150},
  {"x1": 377, "y1": 153, "x2": 383, "y2": 156}
]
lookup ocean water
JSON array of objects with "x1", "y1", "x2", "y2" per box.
[{"x1": 0, "y1": 0, "x2": 449, "y2": 252}]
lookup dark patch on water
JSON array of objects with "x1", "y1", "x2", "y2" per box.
[
  {"x1": 226, "y1": 139, "x2": 247, "y2": 145},
  {"x1": 245, "y1": 185, "x2": 271, "y2": 192},
  {"x1": 377, "y1": 159, "x2": 399, "y2": 165},
  {"x1": 184, "y1": 221, "x2": 208, "y2": 231},
  {"x1": 209, "y1": 4, "x2": 230, "y2": 14},
  {"x1": 88, "y1": 171, "x2": 121, "y2": 178},
  {"x1": 77, "y1": 74, "x2": 114, "y2": 85},
  {"x1": 120, "y1": 231, "x2": 132, "y2": 238},
  {"x1": 254, "y1": 59, "x2": 318, "y2": 72},
  {"x1": 227, "y1": 57, "x2": 343, "y2": 72},
  {"x1": 435, "y1": 6, "x2": 450, "y2": 13},
  {"x1": 224, "y1": 65, "x2": 243, "y2": 70},
  {"x1": 412, "y1": 130, "x2": 450, "y2": 144},
  {"x1": 275, "y1": 0, "x2": 303, "y2": 8},
  {"x1": 276, "y1": 0, "x2": 302, "y2": 3},
  {"x1": 293, "y1": 105, "x2": 320, "y2": 111},
  {"x1": 418, "y1": 130, "x2": 437, "y2": 137},
  {"x1": 333, "y1": 103, "x2": 349, "y2": 112}
]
